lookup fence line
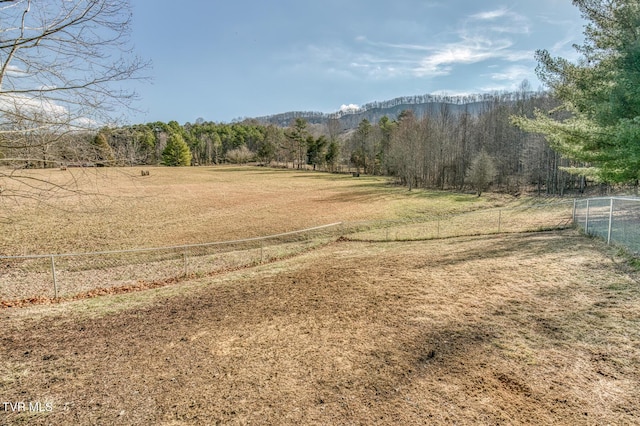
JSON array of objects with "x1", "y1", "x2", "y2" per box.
[
  {"x1": 1, "y1": 203, "x2": 577, "y2": 303},
  {"x1": 342, "y1": 200, "x2": 574, "y2": 242},
  {"x1": 573, "y1": 196, "x2": 640, "y2": 253},
  {"x1": 0, "y1": 222, "x2": 344, "y2": 260}
]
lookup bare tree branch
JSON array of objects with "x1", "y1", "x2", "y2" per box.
[{"x1": 0, "y1": 0, "x2": 148, "y2": 201}]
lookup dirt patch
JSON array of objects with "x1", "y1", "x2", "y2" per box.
[{"x1": 1, "y1": 230, "x2": 638, "y2": 424}]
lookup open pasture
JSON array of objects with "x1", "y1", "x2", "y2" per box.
[
  {"x1": 1, "y1": 166, "x2": 638, "y2": 424},
  {"x1": 0, "y1": 167, "x2": 572, "y2": 302},
  {"x1": 1, "y1": 166, "x2": 500, "y2": 256}
]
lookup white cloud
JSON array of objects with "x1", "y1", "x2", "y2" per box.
[
  {"x1": 478, "y1": 65, "x2": 539, "y2": 93},
  {"x1": 0, "y1": 93, "x2": 67, "y2": 116},
  {"x1": 362, "y1": 8, "x2": 531, "y2": 78},
  {"x1": 488, "y1": 64, "x2": 533, "y2": 82},
  {"x1": 468, "y1": 7, "x2": 531, "y2": 34},
  {"x1": 339, "y1": 104, "x2": 360, "y2": 113},
  {"x1": 359, "y1": 37, "x2": 432, "y2": 52},
  {"x1": 411, "y1": 8, "x2": 532, "y2": 75},
  {"x1": 430, "y1": 89, "x2": 473, "y2": 98},
  {"x1": 471, "y1": 8, "x2": 509, "y2": 20},
  {"x1": 419, "y1": 47, "x2": 491, "y2": 70},
  {"x1": 290, "y1": 6, "x2": 536, "y2": 83},
  {"x1": 4, "y1": 64, "x2": 26, "y2": 77},
  {"x1": 0, "y1": 93, "x2": 98, "y2": 130}
]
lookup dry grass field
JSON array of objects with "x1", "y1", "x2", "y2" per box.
[
  {"x1": 1, "y1": 166, "x2": 639, "y2": 425},
  {"x1": 0, "y1": 165, "x2": 502, "y2": 255}
]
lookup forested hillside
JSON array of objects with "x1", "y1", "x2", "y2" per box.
[
  {"x1": 3, "y1": 89, "x2": 592, "y2": 195},
  {"x1": 252, "y1": 93, "x2": 493, "y2": 128}
]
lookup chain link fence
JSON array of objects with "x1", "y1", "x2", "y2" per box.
[
  {"x1": 0, "y1": 223, "x2": 342, "y2": 302},
  {"x1": 342, "y1": 201, "x2": 573, "y2": 242},
  {"x1": 573, "y1": 196, "x2": 640, "y2": 254},
  {"x1": 1, "y1": 202, "x2": 576, "y2": 304}
]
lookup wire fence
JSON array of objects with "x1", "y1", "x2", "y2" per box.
[
  {"x1": 573, "y1": 196, "x2": 640, "y2": 254},
  {"x1": 1, "y1": 202, "x2": 576, "y2": 304},
  {"x1": 0, "y1": 223, "x2": 342, "y2": 303},
  {"x1": 343, "y1": 201, "x2": 573, "y2": 242}
]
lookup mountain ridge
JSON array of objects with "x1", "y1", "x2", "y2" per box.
[{"x1": 252, "y1": 91, "x2": 542, "y2": 129}]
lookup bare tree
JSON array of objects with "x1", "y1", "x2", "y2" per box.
[
  {"x1": 225, "y1": 145, "x2": 254, "y2": 165},
  {"x1": 388, "y1": 111, "x2": 423, "y2": 190},
  {"x1": 0, "y1": 0, "x2": 148, "y2": 199},
  {"x1": 327, "y1": 117, "x2": 341, "y2": 143}
]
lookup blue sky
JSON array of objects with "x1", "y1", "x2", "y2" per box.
[{"x1": 126, "y1": 0, "x2": 585, "y2": 124}]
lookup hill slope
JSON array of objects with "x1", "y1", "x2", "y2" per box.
[{"x1": 253, "y1": 92, "x2": 536, "y2": 129}]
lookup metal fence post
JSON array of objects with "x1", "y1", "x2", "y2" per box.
[
  {"x1": 498, "y1": 210, "x2": 502, "y2": 233},
  {"x1": 607, "y1": 197, "x2": 614, "y2": 245},
  {"x1": 183, "y1": 251, "x2": 188, "y2": 276},
  {"x1": 585, "y1": 199, "x2": 590, "y2": 234},
  {"x1": 50, "y1": 255, "x2": 58, "y2": 299},
  {"x1": 572, "y1": 199, "x2": 577, "y2": 223}
]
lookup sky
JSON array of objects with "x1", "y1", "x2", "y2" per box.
[{"x1": 125, "y1": 0, "x2": 586, "y2": 124}]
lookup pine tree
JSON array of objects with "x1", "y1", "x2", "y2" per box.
[
  {"x1": 325, "y1": 140, "x2": 339, "y2": 172},
  {"x1": 513, "y1": 0, "x2": 640, "y2": 184},
  {"x1": 161, "y1": 134, "x2": 192, "y2": 166},
  {"x1": 92, "y1": 132, "x2": 115, "y2": 165}
]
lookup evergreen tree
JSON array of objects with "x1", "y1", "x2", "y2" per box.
[
  {"x1": 92, "y1": 131, "x2": 115, "y2": 165},
  {"x1": 466, "y1": 150, "x2": 497, "y2": 196},
  {"x1": 325, "y1": 140, "x2": 340, "y2": 172},
  {"x1": 162, "y1": 133, "x2": 192, "y2": 166},
  {"x1": 306, "y1": 135, "x2": 328, "y2": 170},
  {"x1": 513, "y1": 0, "x2": 640, "y2": 184},
  {"x1": 256, "y1": 125, "x2": 280, "y2": 165},
  {"x1": 286, "y1": 118, "x2": 309, "y2": 169}
]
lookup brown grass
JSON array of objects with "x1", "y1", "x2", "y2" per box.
[
  {"x1": 1, "y1": 230, "x2": 639, "y2": 425},
  {"x1": 0, "y1": 167, "x2": 572, "y2": 302},
  {"x1": 1, "y1": 165, "x2": 512, "y2": 255},
  {"x1": 1, "y1": 166, "x2": 637, "y2": 424}
]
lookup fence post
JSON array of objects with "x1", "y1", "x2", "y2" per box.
[
  {"x1": 607, "y1": 197, "x2": 614, "y2": 245},
  {"x1": 572, "y1": 199, "x2": 577, "y2": 223},
  {"x1": 260, "y1": 240, "x2": 264, "y2": 263},
  {"x1": 498, "y1": 210, "x2": 502, "y2": 233},
  {"x1": 585, "y1": 199, "x2": 590, "y2": 234},
  {"x1": 50, "y1": 255, "x2": 58, "y2": 299},
  {"x1": 183, "y1": 251, "x2": 188, "y2": 277},
  {"x1": 437, "y1": 218, "x2": 440, "y2": 239}
]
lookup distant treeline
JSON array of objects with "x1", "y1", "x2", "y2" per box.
[{"x1": 7, "y1": 90, "x2": 594, "y2": 195}]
